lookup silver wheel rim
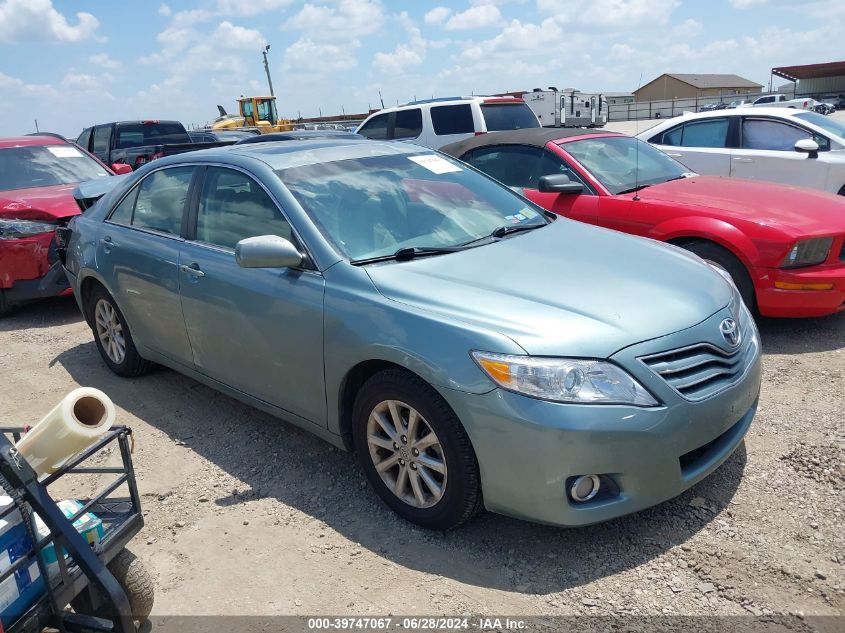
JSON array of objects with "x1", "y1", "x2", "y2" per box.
[
  {"x1": 366, "y1": 399, "x2": 447, "y2": 509},
  {"x1": 94, "y1": 299, "x2": 126, "y2": 365}
]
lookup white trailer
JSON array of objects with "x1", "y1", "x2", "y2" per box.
[{"x1": 523, "y1": 88, "x2": 608, "y2": 128}]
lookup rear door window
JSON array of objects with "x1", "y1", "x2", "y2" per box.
[
  {"x1": 392, "y1": 109, "x2": 422, "y2": 140},
  {"x1": 358, "y1": 113, "x2": 389, "y2": 140},
  {"x1": 480, "y1": 103, "x2": 540, "y2": 131},
  {"x1": 131, "y1": 167, "x2": 194, "y2": 235},
  {"x1": 679, "y1": 118, "x2": 729, "y2": 148},
  {"x1": 115, "y1": 122, "x2": 190, "y2": 148},
  {"x1": 92, "y1": 126, "x2": 112, "y2": 157},
  {"x1": 431, "y1": 104, "x2": 474, "y2": 136}
]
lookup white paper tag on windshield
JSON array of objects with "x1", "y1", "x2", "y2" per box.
[
  {"x1": 409, "y1": 154, "x2": 462, "y2": 174},
  {"x1": 46, "y1": 145, "x2": 83, "y2": 158}
]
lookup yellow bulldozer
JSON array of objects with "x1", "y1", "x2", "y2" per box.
[{"x1": 211, "y1": 96, "x2": 295, "y2": 133}]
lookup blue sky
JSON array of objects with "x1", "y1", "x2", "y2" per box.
[{"x1": 0, "y1": 0, "x2": 842, "y2": 137}]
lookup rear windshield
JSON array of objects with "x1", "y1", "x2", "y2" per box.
[
  {"x1": 481, "y1": 103, "x2": 540, "y2": 131},
  {"x1": 115, "y1": 122, "x2": 190, "y2": 149},
  {"x1": 0, "y1": 144, "x2": 110, "y2": 192}
]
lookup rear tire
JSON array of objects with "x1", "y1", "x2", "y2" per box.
[
  {"x1": 0, "y1": 290, "x2": 10, "y2": 317},
  {"x1": 352, "y1": 369, "x2": 482, "y2": 530},
  {"x1": 87, "y1": 285, "x2": 154, "y2": 377},
  {"x1": 108, "y1": 548, "x2": 154, "y2": 623},
  {"x1": 680, "y1": 240, "x2": 756, "y2": 313}
]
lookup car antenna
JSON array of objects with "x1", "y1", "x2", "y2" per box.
[{"x1": 633, "y1": 73, "x2": 643, "y2": 201}]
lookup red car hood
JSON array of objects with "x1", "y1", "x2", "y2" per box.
[
  {"x1": 0, "y1": 184, "x2": 81, "y2": 222},
  {"x1": 638, "y1": 176, "x2": 845, "y2": 236}
]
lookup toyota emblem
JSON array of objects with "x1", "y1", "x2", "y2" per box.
[{"x1": 720, "y1": 318, "x2": 741, "y2": 348}]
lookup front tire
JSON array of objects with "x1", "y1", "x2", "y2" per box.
[
  {"x1": 87, "y1": 286, "x2": 154, "y2": 377},
  {"x1": 352, "y1": 369, "x2": 482, "y2": 530},
  {"x1": 680, "y1": 240, "x2": 756, "y2": 312}
]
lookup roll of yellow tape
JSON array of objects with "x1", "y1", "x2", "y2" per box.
[{"x1": 15, "y1": 387, "x2": 116, "y2": 477}]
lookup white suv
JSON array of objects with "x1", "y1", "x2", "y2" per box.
[{"x1": 355, "y1": 96, "x2": 540, "y2": 149}]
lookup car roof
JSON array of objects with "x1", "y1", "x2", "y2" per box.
[
  {"x1": 440, "y1": 128, "x2": 618, "y2": 156},
  {"x1": 150, "y1": 138, "x2": 421, "y2": 171},
  {"x1": 0, "y1": 135, "x2": 67, "y2": 148},
  {"x1": 366, "y1": 95, "x2": 526, "y2": 115},
  {"x1": 234, "y1": 130, "x2": 358, "y2": 144}
]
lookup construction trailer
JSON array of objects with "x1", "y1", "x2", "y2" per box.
[{"x1": 523, "y1": 88, "x2": 607, "y2": 128}]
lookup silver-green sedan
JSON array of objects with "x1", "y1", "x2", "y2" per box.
[{"x1": 63, "y1": 139, "x2": 761, "y2": 529}]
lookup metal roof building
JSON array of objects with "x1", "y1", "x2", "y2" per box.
[
  {"x1": 771, "y1": 61, "x2": 845, "y2": 97},
  {"x1": 634, "y1": 73, "x2": 763, "y2": 102}
]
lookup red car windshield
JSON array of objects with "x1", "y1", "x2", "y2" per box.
[
  {"x1": 564, "y1": 136, "x2": 689, "y2": 195},
  {"x1": 0, "y1": 144, "x2": 110, "y2": 193}
]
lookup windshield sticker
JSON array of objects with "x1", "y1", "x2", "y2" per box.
[
  {"x1": 409, "y1": 155, "x2": 462, "y2": 174},
  {"x1": 46, "y1": 146, "x2": 84, "y2": 158}
]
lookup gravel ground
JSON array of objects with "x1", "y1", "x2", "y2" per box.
[{"x1": 0, "y1": 296, "x2": 843, "y2": 627}]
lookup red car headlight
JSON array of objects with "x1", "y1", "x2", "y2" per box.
[{"x1": 780, "y1": 237, "x2": 833, "y2": 268}]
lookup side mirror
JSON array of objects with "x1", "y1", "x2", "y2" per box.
[
  {"x1": 794, "y1": 139, "x2": 819, "y2": 159},
  {"x1": 538, "y1": 174, "x2": 584, "y2": 194},
  {"x1": 235, "y1": 235, "x2": 303, "y2": 269},
  {"x1": 110, "y1": 163, "x2": 133, "y2": 175}
]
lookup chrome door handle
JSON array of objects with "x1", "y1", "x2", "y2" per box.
[
  {"x1": 100, "y1": 236, "x2": 115, "y2": 251},
  {"x1": 179, "y1": 263, "x2": 205, "y2": 277}
]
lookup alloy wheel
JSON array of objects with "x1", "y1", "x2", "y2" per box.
[
  {"x1": 366, "y1": 399, "x2": 447, "y2": 508},
  {"x1": 94, "y1": 299, "x2": 126, "y2": 365}
]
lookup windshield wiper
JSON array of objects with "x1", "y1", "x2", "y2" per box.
[
  {"x1": 617, "y1": 183, "x2": 652, "y2": 195},
  {"x1": 490, "y1": 223, "x2": 546, "y2": 239},
  {"x1": 350, "y1": 245, "x2": 465, "y2": 266}
]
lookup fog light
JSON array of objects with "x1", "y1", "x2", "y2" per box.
[{"x1": 570, "y1": 474, "x2": 601, "y2": 502}]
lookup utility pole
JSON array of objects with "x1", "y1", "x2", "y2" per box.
[{"x1": 262, "y1": 44, "x2": 275, "y2": 97}]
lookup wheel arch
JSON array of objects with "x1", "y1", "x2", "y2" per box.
[{"x1": 650, "y1": 217, "x2": 760, "y2": 271}]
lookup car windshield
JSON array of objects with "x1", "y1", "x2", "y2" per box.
[
  {"x1": 481, "y1": 103, "x2": 540, "y2": 131},
  {"x1": 793, "y1": 111, "x2": 845, "y2": 139},
  {"x1": 563, "y1": 136, "x2": 690, "y2": 195},
  {"x1": 278, "y1": 152, "x2": 547, "y2": 262},
  {"x1": 0, "y1": 144, "x2": 110, "y2": 192}
]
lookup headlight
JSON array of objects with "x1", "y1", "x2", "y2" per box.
[
  {"x1": 0, "y1": 218, "x2": 56, "y2": 240},
  {"x1": 781, "y1": 237, "x2": 833, "y2": 268},
  {"x1": 471, "y1": 351, "x2": 658, "y2": 406}
]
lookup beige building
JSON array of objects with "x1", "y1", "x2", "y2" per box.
[{"x1": 634, "y1": 73, "x2": 763, "y2": 101}]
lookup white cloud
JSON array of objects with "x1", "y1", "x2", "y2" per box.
[
  {"x1": 216, "y1": 0, "x2": 293, "y2": 15},
  {"x1": 158, "y1": 3, "x2": 172, "y2": 16},
  {"x1": 61, "y1": 72, "x2": 100, "y2": 90},
  {"x1": 88, "y1": 53, "x2": 121, "y2": 70},
  {"x1": 284, "y1": 0, "x2": 385, "y2": 41},
  {"x1": 444, "y1": 5, "x2": 503, "y2": 31},
  {"x1": 538, "y1": 0, "x2": 679, "y2": 28},
  {"x1": 671, "y1": 18, "x2": 703, "y2": 39},
  {"x1": 0, "y1": 0, "x2": 100, "y2": 43},
  {"x1": 283, "y1": 37, "x2": 359, "y2": 73},
  {"x1": 424, "y1": 7, "x2": 451, "y2": 26},
  {"x1": 730, "y1": 0, "x2": 767, "y2": 7},
  {"x1": 213, "y1": 20, "x2": 266, "y2": 50},
  {"x1": 459, "y1": 17, "x2": 563, "y2": 61},
  {"x1": 373, "y1": 13, "x2": 427, "y2": 75}
]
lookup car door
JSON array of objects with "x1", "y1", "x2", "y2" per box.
[
  {"x1": 178, "y1": 165, "x2": 327, "y2": 426},
  {"x1": 97, "y1": 165, "x2": 195, "y2": 366},
  {"x1": 731, "y1": 117, "x2": 830, "y2": 190},
  {"x1": 91, "y1": 125, "x2": 113, "y2": 164},
  {"x1": 648, "y1": 117, "x2": 732, "y2": 176}
]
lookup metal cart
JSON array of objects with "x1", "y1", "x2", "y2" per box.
[{"x1": 0, "y1": 425, "x2": 153, "y2": 633}]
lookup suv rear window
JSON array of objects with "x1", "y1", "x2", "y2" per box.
[
  {"x1": 115, "y1": 122, "x2": 190, "y2": 149},
  {"x1": 481, "y1": 103, "x2": 540, "y2": 131},
  {"x1": 431, "y1": 104, "x2": 474, "y2": 135}
]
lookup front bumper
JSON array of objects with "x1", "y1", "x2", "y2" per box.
[
  {"x1": 755, "y1": 262, "x2": 845, "y2": 318},
  {"x1": 440, "y1": 308, "x2": 762, "y2": 527},
  {"x1": 0, "y1": 232, "x2": 71, "y2": 307}
]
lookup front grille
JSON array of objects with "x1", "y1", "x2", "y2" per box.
[{"x1": 640, "y1": 323, "x2": 757, "y2": 402}]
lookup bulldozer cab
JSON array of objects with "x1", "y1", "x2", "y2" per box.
[{"x1": 240, "y1": 97, "x2": 278, "y2": 126}]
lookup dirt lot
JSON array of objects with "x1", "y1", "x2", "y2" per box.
[{"x1": 1, "y1": 296, "x2": 843, "y2": 625}]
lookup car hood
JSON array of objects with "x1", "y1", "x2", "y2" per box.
[
  {"x1": 365, "y1": 219, "x2": 732, "y2": 358},
  {"x1": 0, "y1": 184, "x2": 82, "y2": 222},
  {"x1": 639, "y1": 176, "x2": 845, "y2": 235}
]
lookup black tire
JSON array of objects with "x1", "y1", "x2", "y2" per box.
[
  {"x1": 680, "y1": 240, "x2": 756, "y2": 312},
  {"x1": 352, "y1": 369, "x2": 482, "y2": 530},
  {"x1": 108, "y1": 548, "x2": 154, "y2": 623},
  {"x1": 0, "y1": 290, "x2": 10, "y2": 317},
  {"x1": 71, "y1": 548, "x2": 154, "y2": 624},
  {"x1": 87, "y1": 285, "x2": 154, "y2": 377}
]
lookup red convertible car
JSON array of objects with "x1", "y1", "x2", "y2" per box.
[
  {"x1": 442, "y1": 129, "x2": 845, "y2": 318},
  {"x1": 0, "y1": 135, "x2": 129, "y2": 315}
]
